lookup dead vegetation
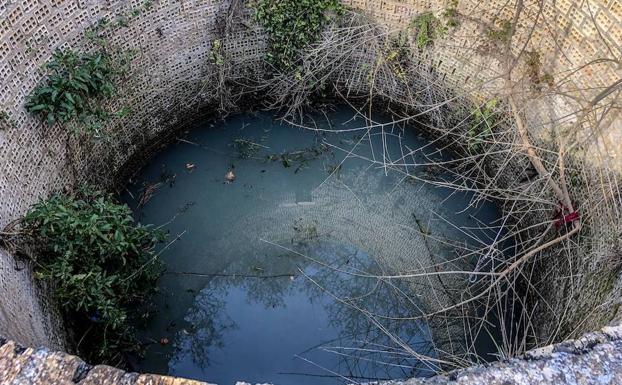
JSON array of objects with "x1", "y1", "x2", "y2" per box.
[
  {"x1": 218, "y1": 3, "x2": 622, "y2": 373},
  {"x1": 176, "y1": 0, "x2": 622, "y2": 375}
]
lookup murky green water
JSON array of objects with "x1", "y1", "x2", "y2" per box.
[{"x1": 123, "y1": 107, "x2": 502, "y2": 385}]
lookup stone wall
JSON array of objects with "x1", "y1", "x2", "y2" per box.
[
  {"x1": 0, "y1": 0, "x2": 621, "y2": 381},
  {"x1": 0, "y1": 338, "x2": 209, "y2": 385},
  {"x1": 0, "y1": 0, "x2": 267, "y2": 349},
  {"x1": 0, "y1": 249, "x2": 64, "y2": 351},
  {"x1": 344, "y1": 0, "x2": 622, "y2": 164}
]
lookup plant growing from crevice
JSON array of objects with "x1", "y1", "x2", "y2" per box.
[
  {"x1": 9, "y1": 187, "x2": 164, "y2": 364},
  {"x1": 410, "y1": 12, "x2": 445, "y2": 49},
  {"x1": 210, "y1": 39, "x2": 225, "y2": 66},
  {"x1": 468, "y1": 98, "x2": 499, "y2": 152},
  {"x1": 0, "y1": 111, "x2": 15, "y2": 130},
  {"x1": 383, "y1": 32, "x2": 411, "y2": 79},
  {"x1": 443, "y1": 0, "x2": 460, "y2": 28},
  {"x1": 486, "y1": 19, "x2": 512, "y2": 44},
  {"x1": 86, "y1": 1, "x2": 153, "y2": 33},
  {"x1": 524, "y1": 51, "x2": 554, "y2": 90},
  {"x1": 26, "y1": 42, "x2": 133, "y2": 137},
  {"x1": 252, "y1": 0, "x2": 344, "y2": 71}
]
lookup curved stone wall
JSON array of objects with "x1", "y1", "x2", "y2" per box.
[
  {"x1": 0, "y1": 0, "x2": 267, "y2": 228},
  {"x1": 346, "y1": 0, "x2": 622, "y2": 162},
  {"x1": 0, "y1": 0, "x2": 268, "y2": 348},
  {"x1": 0, "y1": 0, "x2": 621, "y2": 380}
]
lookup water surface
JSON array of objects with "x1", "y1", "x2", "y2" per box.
[{"x1": 123, "y1": 107, "x2": 501, "y2": 385}]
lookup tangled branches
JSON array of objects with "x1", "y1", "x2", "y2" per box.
[{"x1": 249, "y1": 5, "x2": 622, "y2": 371}]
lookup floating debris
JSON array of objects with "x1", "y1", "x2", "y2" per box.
[
  {"x1": 232, "y1": 138, "x2": 267, "y2": 159},
  {"x1": 159, "y1": 337, "x2": 169, "y2": 345},
  {"x1": 138, "y1": 182, "x2": 162, "y2": 207},
  {"x1": 224, "y1": 168, "x2": 236, "y2": 183},
  {"x1": 326, "y1": 163, "x2": 342, "y2": 176},
  {"x1": 292, "y1": 218, "x2": 319, "y2": 242},
  {"x1": 266, "y1": 143, "x2": 330, "y2": 173},
  {"x1": 159, "y1": 165, "x2": 177, "y2": 187},
  {"x1": 280, "y1": 201, "x2": 315, "y2": 208},
  {"x1": 185, "y1": 163, "x2": 196, "y2": 171}
]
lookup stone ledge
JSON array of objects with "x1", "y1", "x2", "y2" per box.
[
  {"x1": 372, "y1": 322, "x2": 622, "y2": 385},
  {"x1": 2, "y1": 322, "x2": 622, "y2": 385},
  {"x1": 0, "y1": 339, "x2": 211, "y2": 385}
]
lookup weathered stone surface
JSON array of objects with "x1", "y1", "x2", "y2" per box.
[
  {"x1": 371, "y1": 322, "x2": 622, "y2": 385},
  {"x1": 2, "y1": 322, "x2": 622, "y2": 384},
  {"x1": 0, "y1": 340, "x2": 212, "y2": 385}
]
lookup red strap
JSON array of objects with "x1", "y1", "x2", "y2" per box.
[{"x1": 555, "y1": 210, "x2": 579, "y2": 228}]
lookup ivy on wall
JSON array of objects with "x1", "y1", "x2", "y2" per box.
[
  {"x1": 410, "y1": 12, "x2": 445, "y2": 49},
  {"x1": 252, "y1": 0, "x2": 344, "y2": 71}
]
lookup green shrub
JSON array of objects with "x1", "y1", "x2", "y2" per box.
[
  {"x1": 0, "y1": 111, "x2": 15, "y2": 130},
  {"x1": 27, "y1": 50, "x2": 115, "y2": 124},
  {"x1": 410, "y1": 12, "x2": 445, "y2": 49},
  {"x1": 26, "y1": 47, "x2": 131, "y2": 137},
  {"x1": 468, "y1": 98, "x2": 498, "y2": 152},
  {"x1": 443, "y1": 0, "x2": 460, "y2": 28},
  {"x1": 253, "y1": 0, "x2": 344, "y2": 71},
  {"x1": 210, "y1": 39, "x2": 225, "y2": 66},
  {"x1": 486, "y1": 20, "x2": 513, "y2": 44},
  {"x1": 21, "y1": 187, "x2": 163, "y2": 362}
]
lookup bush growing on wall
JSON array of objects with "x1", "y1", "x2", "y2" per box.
[
  {"x1": 252, "y1": 0, "x2": 344, "y2": 71},
  {"x1": 26, "y1": 47, "x2": 132, "y2": 138},
  {"x1": 410, "y1": 12, "x2": 444, "y2": 49},
  {"x1": 468, "y1": 98, "x2": 499, "y2": 153},
  {"x1": 19, "y1": 187, "x2": 164, "y2": 362},
  {"x1": 26, "y1": 50, "x2": 114, "y2": 124}
]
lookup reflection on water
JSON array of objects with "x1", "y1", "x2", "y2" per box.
[
  {"x1": 123, "y1": 107, "x2": 502, "y2": 385},
  {"x1": 171, "y1": 241, "x2": 436, "y2": 385}
]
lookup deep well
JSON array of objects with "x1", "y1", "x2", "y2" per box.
[{"x1": 0, "y1": 0, "x2": 621, "y2": 384}]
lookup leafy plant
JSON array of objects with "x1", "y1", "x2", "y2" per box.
[
  {"x1": 443, "y1": 0, "x2": 460, "y2": 28},
  {"x1": 410, "y1": 13, "x2": 444, "y2": 49},
  {"x1": 26, "y1": 46, "x2": 132, "y2": 137},
  {"x1": 383, "y1": 33, "x2": 411, "y2": 79},
  {"x1": 27, "y1": 50, "x2": 115, "y2": 124},
  {"x1": 524, "y1": 51, "x2": 554, "y2": 89},
  {"x1": 20, "y1": 187, "x2": 164, "y2": 362},
  {"x1": 253, "y1": 0, "x2": 344, "y2": 71},
  {"x1": 468, "y1": 98, "x2": 498, "y2": 152},
  {"x1": 486, "y1": 20, "x2": 513, "y2": 44},
  {"x1": 210, "y1": 39, "x2": 225, "y2": 66},
  {"x1": 0, "y1": 111, "x2": 15, "y2": 130}
]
